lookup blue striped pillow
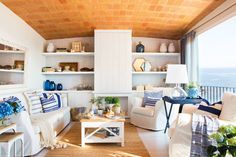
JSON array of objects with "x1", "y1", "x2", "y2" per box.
[
  {"x1": 196, "y1": 101, "x2": 222, "y2": 118},
  {"x1": 40, "y1": 95, "x2": 59, "y2": 113},
  {"x1": 143, "y1": 91, "x2": 163, "y2": 106}
]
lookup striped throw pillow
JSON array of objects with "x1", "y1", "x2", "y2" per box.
[
  {"x1": 143, "y1": 91, "x2": 163, "y2": 106},
  {"x1": 42, "y1": 93, "x2": 62, "y2": 108},
  {"x1": 195, "y1": 101, "x2": 222, "y2": 118},
  {"x1": 24, "y1": 91, "x2": 43, "y2": 115},
  {"x1": 40, "y1": 95, "x2": 59, "y2": 113}
]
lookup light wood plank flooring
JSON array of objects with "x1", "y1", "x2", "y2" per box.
[{"x1": 35, "y1": 122, "x2": 169, "y2": 157}]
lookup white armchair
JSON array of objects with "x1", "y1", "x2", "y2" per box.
[{"x1": 130, "y1": 88, "x2": 179, "y2": 131}]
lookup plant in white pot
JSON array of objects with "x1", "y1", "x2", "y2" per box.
[{"x1": 105, "y1": 97, "x2": 121, "y2": 114}]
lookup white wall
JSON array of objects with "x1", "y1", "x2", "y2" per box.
[{"x1": 0, "y1": 3, "x2": 45, "y2": 90}]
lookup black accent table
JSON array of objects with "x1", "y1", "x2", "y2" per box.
[{"x1": 162, "y1": 96, "x2": 202, "y2": 133}]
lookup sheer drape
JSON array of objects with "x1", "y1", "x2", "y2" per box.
[{"x1": 180, "y1": 31, "x2": 199, "y2": 83}]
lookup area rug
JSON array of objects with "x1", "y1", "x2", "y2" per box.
[{"x1": 44, "y1": 122, "x2": 150, "y2": 157}]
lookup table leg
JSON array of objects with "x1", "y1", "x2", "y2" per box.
[
  {"x1": 120, "y1": 123, "x2": 124, "y2": 147},
  {"x1": 164, "y1": 102, "x2": 174, "y2": 133},
  {"x1": 178, "y1": 104, "x2": 184, "y2": 113},
  {"x1": 81, "y1": 123, "x2": 85, "y2": 147}
]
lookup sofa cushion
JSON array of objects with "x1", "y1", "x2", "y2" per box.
[
  {"x1": 143, "y1": 91, "x2": 163, "y2": 106},
  {"x1": 132, "y1": 107, "x2": 154, "y2": 117},
  {"x1": 30, "y1": 107, "x2": 70, "y2": 134},
  {"x1": 40, "y1": 94, "x2": 60, "y2": 113},
  {"x1": 220, "y1": 92, "x2": 236, "y2": 122},
  {"x1": 24, "y1": 91, "x2": 43, "y2": 115},
  {"x1": 195, "y1": 101, "x2": 222, "y2": 118}
]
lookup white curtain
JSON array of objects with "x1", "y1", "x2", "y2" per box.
[{"x1": 180, "y1": 31, "x2": 199, "y2": 83}]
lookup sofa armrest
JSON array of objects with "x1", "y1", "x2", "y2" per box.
[
  {"x1": 11, "y1": 111, "x2": 38, "y2": 155},
  {"x1": 182, "y1": 104, "x2": 198, "y2": 114}
]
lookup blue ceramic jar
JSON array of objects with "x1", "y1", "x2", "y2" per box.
[
  {"x1": 49, "y1": 81, "x2": 56, "y2": 91},
  {"x1": 57, "y1": 83, "x2": 63, "y2": 91},
  {"x1": 44, "y1": 80, "x2": 51, "y2": 91},
  {"x1": 136, "y1": 41, "x2": 145, "y2": 53}
]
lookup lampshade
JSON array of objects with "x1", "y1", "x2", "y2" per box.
[{"x1": 165, "y1": 64, "x2": 189, "y2": 84}]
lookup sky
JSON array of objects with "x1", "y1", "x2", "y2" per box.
[{"x1": 198, "y1": 15, "x2": 236, "y2": 68}]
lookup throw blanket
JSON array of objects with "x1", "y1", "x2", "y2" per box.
[
  {"x1": 190, "y1": 114, "x2": 219, "y2": 157},
  {"x1": 31, "y1": 114, "x2": 67, "y2": 149}
]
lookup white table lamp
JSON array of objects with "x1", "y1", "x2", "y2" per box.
[{"x1": 165, "y1": 64, "x2": 189, "y2": 98}]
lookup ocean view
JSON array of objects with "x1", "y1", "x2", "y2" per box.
[{"x1": 199, "y1": 67, "x2": 236, "y2": 87}]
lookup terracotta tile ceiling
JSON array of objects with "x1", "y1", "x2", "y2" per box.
[{"x1": 2, "y1": 0, "x2": 225, "y2": 40}]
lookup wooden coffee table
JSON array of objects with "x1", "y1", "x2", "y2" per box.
[{"x1": 80, "y1": 116, "x2": 125, "y2": 147}]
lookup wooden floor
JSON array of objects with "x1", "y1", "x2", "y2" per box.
[{"x1": 35, "y1": 122, "x2": 169, "y2": 157}]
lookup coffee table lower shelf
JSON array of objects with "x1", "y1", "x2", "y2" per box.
[{"x1": 80, "y1": 117, "x2": 125, "y2": 147}]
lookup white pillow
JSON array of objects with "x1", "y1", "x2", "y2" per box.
[{"x1": 219, "y1": 92, "x2": 236, "y2": 122}]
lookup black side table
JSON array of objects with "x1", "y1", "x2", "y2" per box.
[{"x1": 162, "y1": 96, "x2": 202, "y2": 133}]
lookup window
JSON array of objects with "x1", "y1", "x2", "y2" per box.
[{"x1": 198, "y1": 16, "x2": 236, "y2": 88}]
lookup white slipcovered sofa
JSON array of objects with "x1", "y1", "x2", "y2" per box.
[
  {"x1": 130, "y1": 88, "x2": 179, "y2": 131},
  {"x1": 0, "y1": 90, "x2": 71, "y2": 156},
  {"x1": 169, "y1": 92, "x2": 236, "y2": 157}
]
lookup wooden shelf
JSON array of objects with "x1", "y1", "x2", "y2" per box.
[
  {"x1": 132, "y1": 52, "x2": 180, "y2": 56},
  {"x1": 41, "y1": 52, "x2": 94, "y2": 56},
  {"x1": 42, "y1": 71, "x2": 94, "y2": 75},
  {"x1": 43, "y1": 90, "x2": 94, "y2": 93},
  {"x1": 132, "y1": 71, "x2": 167, "y2": 74},
  {"x1": 0, "y1": 50, "x2": 25, "y2": 54},
  {"x1": 0, "y1": 69, "x2": 24, "y2": 73}
]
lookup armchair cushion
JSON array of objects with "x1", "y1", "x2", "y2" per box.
[
  {"x1": 132, "y1": 107, "x2": 154, "y2": 117},
  {"x1": 143, "y1": 90, "x2": 163, "y2": 106},
  {"x1": 220, "y1": 92, "x2": 236, "y2": 122}
]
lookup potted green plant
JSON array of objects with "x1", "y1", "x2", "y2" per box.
[
  {"x1": 89, "y1": 97, "x2": 104, "y2": 115},
  {"x1": 105, "y1": 97, "x2": 121, "y2": 114},
  {"x1": 112, "y1": 97, "x2": 121, "y2": 114},
  {"x1": 208, "y1": 125, "x2": 236, "y2": 157},
  {"x1": 186, "y1": 82, "x2": 199, "y2": 98}
]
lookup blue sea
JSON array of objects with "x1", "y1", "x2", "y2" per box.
[{"x1": 199, "y1": 67, "x2": 236, "y2": 87}]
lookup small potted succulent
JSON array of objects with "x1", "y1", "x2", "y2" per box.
[
  {"x1": 186, "y1": 82, "x2": 199, "y2": 98},
  {"x1": 208, "y1": 125, "x2": 236, "y2": 157}
]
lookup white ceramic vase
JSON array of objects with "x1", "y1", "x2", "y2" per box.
[
  {"x1": 47, "y1": 43, "x2": 55, "y2": 52},
  {"x1": 168, "y1": 43, "x2": 175, "y2": 53},
  {"x1": 160, "y1": 43, "x2": 167, "y2": 53}
]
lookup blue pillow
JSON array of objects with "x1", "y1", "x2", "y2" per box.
[
  {"x1": 42, "y1": 93, "x2": 62, "y2": 108},
  {"x1": 143, "y1": 91, "x2": 163, "y2": 106},
  {"x1": 196, "y1": 100, "x2": 222, "y2": 117},
  {"x1": 40, "y1": 95, "x2": 59, "y2": 113}
]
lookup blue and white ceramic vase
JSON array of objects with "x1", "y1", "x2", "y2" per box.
[
  {"x1": 187, "y1": 88, "x2": 199, "y2": 98},
  {"x1": 44, "y1": 80, "x2": 51, "y2": 91},
  {"x1": 136, "y1": 41, "x2": 145, "y2": 53},
  {"x1": 49, "y1": 81, "x2": 56, "y2": 91},
  {"x1": 57, "y1": 83, "x2": 63, "y2": 91}
]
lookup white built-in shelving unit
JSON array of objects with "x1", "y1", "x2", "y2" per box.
[
  {"x1": 131, "y1": 51, "x2": 180, "y2": 88},
  {"x1": 41, "y1": 52, "x2": 94, "y2": 56},
  {"x1": 42, "y1": 71, "x2": 94, "y2": 75},
  {"x1": 0, "y1": 42, "x2": 26, "y2": 88}
]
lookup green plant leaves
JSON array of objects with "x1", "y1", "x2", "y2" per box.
[{"x1": 208, "y1": 125, "x2": 236, "y2": 156}]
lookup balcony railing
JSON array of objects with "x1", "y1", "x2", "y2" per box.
[{"x1": 200, "y1": 86, "x2": 236, "y2": 103}]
